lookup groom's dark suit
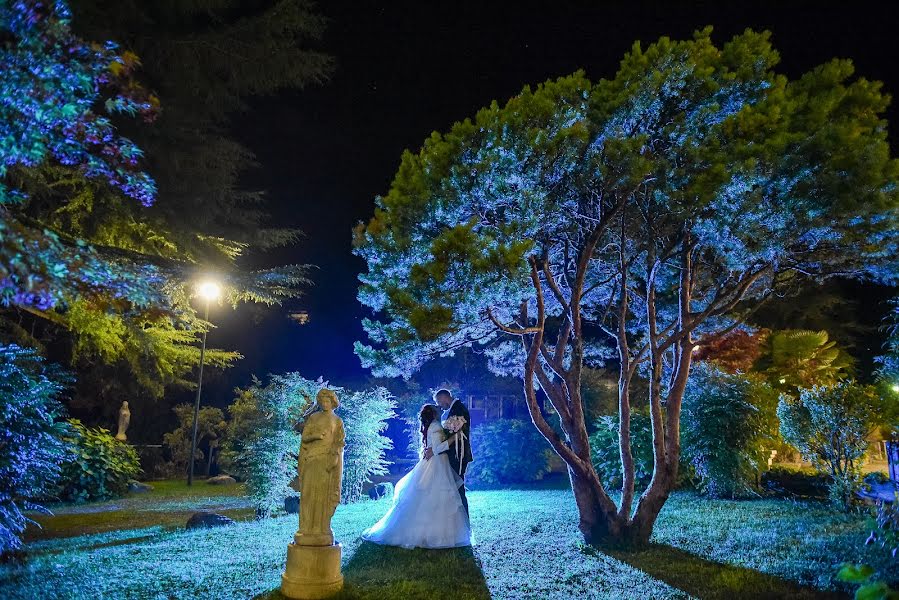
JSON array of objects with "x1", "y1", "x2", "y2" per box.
[{"x1": 439, "y1": 399, "x2": 473, "y2": 514}]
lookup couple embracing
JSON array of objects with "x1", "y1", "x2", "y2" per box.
[{"x1": 363, "y1": 389, "x2": 474, "y2": 549}]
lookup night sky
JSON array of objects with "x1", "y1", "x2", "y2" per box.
[{"x1": 200, "y1": 0, "x2": 899, "y2": 406}]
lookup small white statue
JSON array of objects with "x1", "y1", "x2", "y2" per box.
[
  {"x1": 296, "y1": 389, "x2": 345, "y2": 546},
  {"x1": 116, "y1": 401, "x2": 131, "y2": 442}
]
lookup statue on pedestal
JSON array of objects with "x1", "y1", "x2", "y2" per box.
[
  {"x1": 116, "y1": 401, "x2": 130, "y2": 442},
  {"x1": 282, "y1": 388, "x2": 345, "y2": 599}
]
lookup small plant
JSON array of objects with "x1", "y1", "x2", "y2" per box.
[
  {"x1": 57, "y1": 420, "x2": 141, "y2": 503},
  {"x1": 466, "y1": 419, "x2": 551, "y2": 486},
  {"x1": 778, "y1": 382, "x2": 889, "y2": 510},
  {"x1": 835, "y1": 563, "x2": 898, "y2": 600}
]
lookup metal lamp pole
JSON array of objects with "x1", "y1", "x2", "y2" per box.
[{"x1": 187, "y1": 289, "x2": 215, "y2": 486}]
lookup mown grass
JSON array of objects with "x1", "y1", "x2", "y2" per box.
[
  {"x1": 24, "y1": 479, "x2": 255, "y2": 541},
  {"x1": 2, "y1": 482, "x2": 895, "y2": 599}
]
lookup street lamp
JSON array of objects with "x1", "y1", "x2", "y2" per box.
[{"x1": 187, "y1": 280, "x2": 221, "y2": 486}]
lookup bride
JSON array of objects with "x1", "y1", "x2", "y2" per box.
[{"x1": 362, "y1": 404, "x2": 472, "y2": 549}]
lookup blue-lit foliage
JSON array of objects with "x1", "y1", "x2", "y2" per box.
[
  {"x1": 232, "y1": 374, "x2": 395, "y2": 516},
  {"x1": 0, "y1": 344, "x2": 70, "y2": 552},
  {"x1": 466, "y1": 419, "x2": 551, "y2": 486},
  {"x1": 355, "y1": 28, "x2": 899, "y2": 545},
  {"x1": 0, "y1": 0, "x2": 156, "y2": 206}
]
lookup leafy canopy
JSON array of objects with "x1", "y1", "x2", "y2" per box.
[{"x1": 355, "y1": 28, "x2": 899, "y2": 379}]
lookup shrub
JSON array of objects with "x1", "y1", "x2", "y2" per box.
[
  {"x1": 681, "y1": 364, "x2": 780, "y2": 498},
  {"x1": 589, "y1": 413, "x2": 654, "y2": 490},
  {"x1": 761, "y1": 465, "x2": 830, "y2": 499},
  {"x1": 778, "y1": 381, "x2": 890, "y2": 509},
  {"x1": 161, "y1": 404, "x2": 227, "y2": 477},
  {"x1": 232, "y1": 374, "x2": 396, "y2": 516},
  {"x1": 58, "y1": 419, "x2": 140, "y2": 503},
  {"x1": 0, "y1": 345, "x2": 71, "y2": 552},
  {"x1": 466, "y1": 419, "x2": 551, "y2": 486},
  {"x1": 218, "y1": 386, "x2": 266, "y2": 480}
]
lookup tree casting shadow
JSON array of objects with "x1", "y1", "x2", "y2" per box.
[
  {"x1": 606, "y1": 542, "x2": 845, "y2": 600},
  {"x1": 254, "y1": 540, "x2": 490, "y2": 600}
]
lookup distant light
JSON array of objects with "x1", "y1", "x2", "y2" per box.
[
  {"x1": 197, "y1": 281, "x2": 221, "y2": 301},
  {"x1": 892, "y1": 384, "x2": 899, "y2": 393},
  {"x1": 779, "y1": 378, "x2": 786, "y2": 384},
  {"x1": 289, "y1": 311, "x2": 310, "y2": 325}
]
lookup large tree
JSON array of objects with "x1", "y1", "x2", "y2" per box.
[
  {"x1": 355, "y1": 29, "x2": 899, "y2": 546},
  {"x1": 0, "y1": 0, "x2": 320, "y2": 422}
]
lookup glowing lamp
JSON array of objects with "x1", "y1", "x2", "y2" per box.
[
  {"x1": 197, "y1": 281, "x2": 221, "y2": 301},
  {"x1": 892, "y1": 384, "x2": 899, "y2": 393}
]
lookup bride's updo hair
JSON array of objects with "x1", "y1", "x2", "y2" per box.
[{"x1": 419, "y1": 404, "x2": 440, "y2": 448}]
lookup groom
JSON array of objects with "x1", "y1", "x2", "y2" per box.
[{"x1": 423, "y1": 388, "x2": 472, "y2": 514}]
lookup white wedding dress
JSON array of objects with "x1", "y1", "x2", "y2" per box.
[{"x1": 362, "y1": 421, "x2": 472, "y2": 549}]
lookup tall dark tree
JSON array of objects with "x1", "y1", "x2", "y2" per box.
[
  {"x1": 355, "y1": 30, "x2": 899, "y2": 546},
  {"x1": 69, "y1": 0, "x2": 333, "y2": 252}
]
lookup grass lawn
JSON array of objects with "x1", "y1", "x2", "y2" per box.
[{"x1": 1, "y1": 480, "x2": 895, "y2": 599}]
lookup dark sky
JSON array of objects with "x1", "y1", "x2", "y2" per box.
[{"x1": 201, "y1": 0, "x2": 899, "y2": 404}]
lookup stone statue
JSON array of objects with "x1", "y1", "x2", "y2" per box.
[
  {"x1": 296, "y1": 388, "x2": 345, "y2": 546},
  {"x1": 115, "y1": 401, "x2": 131, "y2": 442},
  {"x1": 282, "y1": 388, "x2": 345, "y2": 599}
]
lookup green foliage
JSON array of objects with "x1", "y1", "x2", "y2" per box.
[
  {"x1": 756, "y1": 330, "x2": 854, "y2": 393},
  {"x1": 0, "y1": 344, "x2": 71, "y2": 552},
  {"x1": 231, "y1": 374, "x2": 395, "y2": 516},
  {"x1": 466, "y1": 419, "x2": 551, "y2": 486},
  {"x1": 161, "y1": 404, "x2": 227, "y2": 477},
  {"x1": 837, "y1": 563, "x2": 899, "y2": 599},
  {"x1": 58, "y1": 419, "x2": 140, "y2": 503},
  {"x1": 218, "y1": 386, "x2": 267, "y2": 480},
  {"x1": 681, "y1": 364, "x2": 781, "y2": 498},
  {"x1": 590, "y1": 414, "x2": 655, "y2": 491},
  {"x1": 778, "y1": 382, "x2": 891, "y2": 509}
]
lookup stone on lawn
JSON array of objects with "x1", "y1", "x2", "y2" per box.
[
  {"x1": 186, "y1": 512, "x2": 235, "y2": 529},
  {"x1": 368, "y1": 482, "x2": 394, "y2": 500},
  {"x1": 128, "y1": 480, "x2": 153, "y2": 493},
  {"x1": 206, "y1": 475, "x2": 237, "y2": 485}
]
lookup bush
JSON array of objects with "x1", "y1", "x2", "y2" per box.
[
  {"x1": 778, "y1": 381, "x2": 890, "y2": 509},
  {"x1": 57, "y1": 419, "x2": 140, "y2": 503},
  {"x1": 681, "y1": 364, "x2": 780, "y2": 498},
  {"x1": 0, "y1": 345, "x2": 71, "y2": 552},
  {"x1": 232, "y1": 374, "x2": 396, "y2": 516},
  {"x1": 218, "y1": 386, "x2": 266, "y2": 480},
  {"x1": 466, "y1": 419, "x2": 551, "y2": 486},
  {"x1": 761, "y1": 465, "x2": 830, "y2": 499},
  {"x1": 589, "y1": 413, "x2": 654, "y2": 491},
  {"x1": 161, "y1": 404, "x2": 227, "y2": 478}
]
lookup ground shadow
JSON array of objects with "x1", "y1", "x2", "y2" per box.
[
  {"x1": 606, "y1": 543, "x2": 846, "y2": 600},
  {"x1": 255, "y1": 540, "x2": 490, "y2": 600}
]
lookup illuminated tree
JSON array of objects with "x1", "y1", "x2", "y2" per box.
[
  {"x1": 355, "y1": 29, "x2": 899, "y2": 546},
  {"x1": 1, "y1": 1, "x2": 314, "y2": 413}
]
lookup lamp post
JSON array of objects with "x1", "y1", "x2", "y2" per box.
[{"x1": 188, "y1": 280, "x2": 221, "y2": 486}]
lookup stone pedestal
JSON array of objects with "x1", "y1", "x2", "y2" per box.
[{"x1": 281, "y1": 541, "x2": 343, "y2": 599}]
